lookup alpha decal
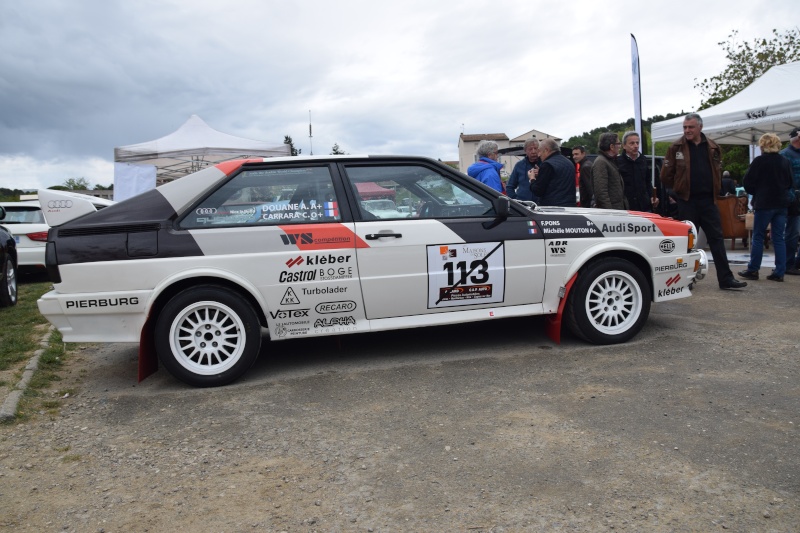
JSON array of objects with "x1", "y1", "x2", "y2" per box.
[{"x1": 315, "y1": 301, "x2": 357, "y2": 314}]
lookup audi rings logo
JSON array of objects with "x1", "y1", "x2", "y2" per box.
[
  {"x1": 195, "y1": 207, "x2": 217, "y2": 215},
  {"x1": 48, "y1": 200, "x2": 73, "y2": 209},
  {"x1": 659, "y1": 239, "x2": 676, "y2": 253}
]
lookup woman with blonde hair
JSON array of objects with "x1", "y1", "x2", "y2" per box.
[{"x1": 738, "y1": 133, "x2": 794, "y2": 281}]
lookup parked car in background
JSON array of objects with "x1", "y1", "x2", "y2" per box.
[
  {"x1": 37, "y1": 155, "x2": 707, "y2": 387},
  {"x1": 0, "y1": 200, "x2": 48, "y2": 270},
  {"x1": 0, "y1": 206, "x2": 18, "y2": 307}
]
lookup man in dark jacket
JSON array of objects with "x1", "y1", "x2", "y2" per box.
[
  {"x1": 507, "y1": 138, "x2": 540, "y2": 202},
  {"x1": 572, "y1": 145, "x2": 593, "y2": 207},
  {"x1": 617, "y1": 131, "x2": 657, "y2": 212},
  {"x1": 530, "y1": 139, "x2": 576, "y2": 207},
  {"x1": 660, "y1": 113, "x2": 746, "y2": 290}
]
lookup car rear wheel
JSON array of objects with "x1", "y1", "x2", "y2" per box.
[
  {"x1": 0, "y1": 255, "x2": 17, "y2": 307},
  {"x1": 566, "y1": 258, "x2": 650, "y2": 344},
  {"x1": 155, "y1": 285, "x2": 262, "y2": 387}
]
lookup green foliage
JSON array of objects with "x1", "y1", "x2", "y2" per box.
[
  {"x1": 93, "y1": 183, "x2": 113, "y2": 190},
  {"x1": 721, "y1": 145, "x2": 749, "y2": 182},
  {"x1": 283, "y1": 135, "x2": 301, "y2": 156},
  {"x1": 330, "y1": 143, "x2": 347, "y2": 155},
  {"x1": 0, "y1": 280, "x2": 52, "y2": 370},
  {"x1": 62, "y1": 177, "x2": 91, "y2": 190},
  {"x1": 694, "y1": 28, "x2": 800, "y2": 109},
  {"x1": 564, "y1": 112, "x2": 686, "y2": 155}
]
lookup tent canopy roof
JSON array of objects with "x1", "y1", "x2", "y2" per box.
[
  {"x1": 651, "y1": 61, "x2": 800, "y2": 144},
  {"x1": 114, "y1": 115, "x2": 290, "y2": 182}
]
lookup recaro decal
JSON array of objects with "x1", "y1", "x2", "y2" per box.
[{"x1": 278, "y1": 223, "x2": 370, "y2": 250}]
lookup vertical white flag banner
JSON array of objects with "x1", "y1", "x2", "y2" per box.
[{"x1": 631, "y1": 34, "x2": 643, "y2": 142}]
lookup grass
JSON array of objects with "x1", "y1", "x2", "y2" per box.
[
  {"x1": 0, "y1": 278, "x2": 53, "y2": 370},
  {"x1": 0, "y1": 274, "x2": 78, "y2": 422}
]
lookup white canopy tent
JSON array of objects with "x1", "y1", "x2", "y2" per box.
[
  {"x1": 114, "y1": 114, "x2": 290, "y2": 192},
  {"x1": 651, "y1": 61, "x2": 800, "y2": 146}
]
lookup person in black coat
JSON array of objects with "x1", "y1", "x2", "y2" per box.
[
  {"x1": 719, "y1": 171, "x2": 737, "y2": 196},
  {"x1": 738, "y1": 133, "x2": 794, "y2": 282},
  {"x1": 616, "y1": 131, "x2": 657, "y2": 212},
  {"x1": 529, "y1": 139, "x2": 576, "y2": 207}
]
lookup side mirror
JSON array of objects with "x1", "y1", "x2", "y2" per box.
[
  {"x1": 483, "y1": 195, "x2": 510, "y2": 229},
  {"x1": 0, "y1": 206, "x2": 5, "y2": 221}
]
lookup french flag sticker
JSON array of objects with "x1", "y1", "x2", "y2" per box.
[
  {"x1": 324, "y1": 201, "x2": 339, "y2": 217},
  {"x1": 527, "y1": 221, "x2": 538, "y2": 234}
]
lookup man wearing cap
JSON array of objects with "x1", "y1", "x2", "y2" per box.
[
  {"x1": 780, "y1": 127, "x2": 800, "y2": 275},
  {"x1": 660, "y1": 113, "x2": 747, "y2": 290}
]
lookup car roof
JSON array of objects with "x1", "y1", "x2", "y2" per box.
[{"x1": 0, "y1": 200, "x2": 41, "y2": 208}]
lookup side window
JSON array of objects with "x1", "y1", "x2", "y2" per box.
[
  {"x1": 180, "y1": 167, "x2": 341, "y2": 228},
  {"x1": 344, "y1": 165, "x2": 494, "y2": 220}
]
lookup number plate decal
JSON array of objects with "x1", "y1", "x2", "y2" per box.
[{"x1": 426, "y1": 242, "x2": 505, "y2": 308}]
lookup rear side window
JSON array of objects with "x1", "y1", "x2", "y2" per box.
[
  {"x1": 2, "y1": 206, "x2": 45, "y2": 224},
  {"x1": 180, "y1": 167, "x2": 341, "y2": 228}
]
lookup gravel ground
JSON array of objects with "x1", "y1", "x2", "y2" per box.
[{"x1": 1, "y1": 264, "x2": 798, "y2": 532}]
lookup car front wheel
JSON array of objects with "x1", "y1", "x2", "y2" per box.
[
  {"x1": 565, "y1": 258, "x2": 651, "y2": 344},
  {"x1": 155, "y1": 285, "x2": 262, "y2": 387},
  {"x1": 0, "y1": 255, "x2": 17, "y2": 307}
]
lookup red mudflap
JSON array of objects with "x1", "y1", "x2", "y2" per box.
[{"x1": 545, "y1": 273, "x2": 578, "y2": 344}]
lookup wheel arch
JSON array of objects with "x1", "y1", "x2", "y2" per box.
[
  {"x1": 568, "y1": 246, "x2": 654, "y2": 301},
  {"x1": 137, "y1": 273, "x2": 269, "y2": 383}
]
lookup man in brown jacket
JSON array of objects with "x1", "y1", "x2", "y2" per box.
[
  {"x1": 592, "y1": 133, "x2": 629, "y2": 210},
  {"x1": 660, "y1": 113, "x2": 746, "y2": 290}
]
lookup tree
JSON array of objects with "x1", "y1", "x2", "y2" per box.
[
  {"x1": 694, "y1": 27, "x2": 800, "y2": 109},
  {"x1": 330, "y1": 143, "x2": 346, "y2": 155},
  {"x1": 62, "y1": 177, "x2": 91, "y2": 190},
  {"x1": 283, "y1": 135, "x2": 301, "y2": 156}
]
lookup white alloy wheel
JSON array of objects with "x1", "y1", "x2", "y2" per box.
[
  {"x1": 169, "y1": 300, "x2": 247, "y2": 376},
  {"x1": 583, "y1": 270, "x2": 643, "y2": 336}
]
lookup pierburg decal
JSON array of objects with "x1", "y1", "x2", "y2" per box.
[
  {"x1": 66, "y1": 297, "x2": 139, "y2": 309},
  {"x1": 426, "y1": 242, "x2": 505, "y2": 308}
]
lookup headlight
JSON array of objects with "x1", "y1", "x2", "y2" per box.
[{"x1": 684, "y1": 220, "x2": 698, "y2": 251}]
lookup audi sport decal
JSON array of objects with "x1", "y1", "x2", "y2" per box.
[
  {"x1": 427, "y1": 242, "x2": 505, "y2": 308},
  {"x1": 278, "y1": 223, "x2": 369, "y2": 250},
  {"x1": 599, "y1": 221, "x2": 658, "y2": 235}
]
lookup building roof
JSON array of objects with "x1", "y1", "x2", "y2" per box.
[{"x1": 459, "y1": 133, "x2": 510, "y2": 142}]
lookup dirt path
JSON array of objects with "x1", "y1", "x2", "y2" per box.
[{"x1": 1, "y1": 267, "x2": 798, "y2": 532}]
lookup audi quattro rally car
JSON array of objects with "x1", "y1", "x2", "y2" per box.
[{"x1": 37, "y1": 155, "x2": 707, "y2": 387}]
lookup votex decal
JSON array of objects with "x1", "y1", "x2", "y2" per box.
[
  {"x1": 278, "y1": 223, "x2": 370, "y2": 250},
  {"x1": 426, "y1": 242, "x2": 505, "y2": 309}
]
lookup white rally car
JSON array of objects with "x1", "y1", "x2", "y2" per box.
[{"x1": 37, "y1": 155, "x2": 707, "y2": 387}]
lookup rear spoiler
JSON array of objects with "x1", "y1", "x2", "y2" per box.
[{"x1": 38, "y1": 189, "x2": 115, "y2": 227}]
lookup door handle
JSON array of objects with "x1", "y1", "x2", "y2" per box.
[{"x1": 365, "y1": 233, "x2": 403, "y2": 240}]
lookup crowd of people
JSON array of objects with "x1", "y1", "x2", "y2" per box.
[{"x1": 467, "y1": 114, "x2": 800, "y2": 290}]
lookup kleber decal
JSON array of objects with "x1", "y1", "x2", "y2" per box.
[{"x1": 278, "y1": 223, "x2": 369, "y2": 250}]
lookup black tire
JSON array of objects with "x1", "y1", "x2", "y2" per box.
[
  {"x1": 0, "y1": 255, "x2": 17, "y2": 308},
  {"x1": 155, "y1": 285, "x2": 262, "y2": 387},
  {"x1": 565, "y1": 257, "x2": 651, "y2": 345}
]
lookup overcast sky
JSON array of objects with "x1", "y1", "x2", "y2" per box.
[{"x1": 0, "y1": 0, "x2": 791, "y2": 191}]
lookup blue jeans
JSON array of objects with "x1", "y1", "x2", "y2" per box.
[
  {"x1": 748, "y1": 208, "x2": 787, "y2": 276},
  {"x1": 785, "y1": 214, "x2": 799, "y2": 270}
]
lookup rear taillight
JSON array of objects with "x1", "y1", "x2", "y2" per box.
[{"x1": 27, "y1": 231, "x2": 49, "y2": 242}]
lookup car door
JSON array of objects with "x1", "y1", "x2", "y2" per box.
[{"x1": 340, "y1": 162, "x2": 546, "y2": 320}]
